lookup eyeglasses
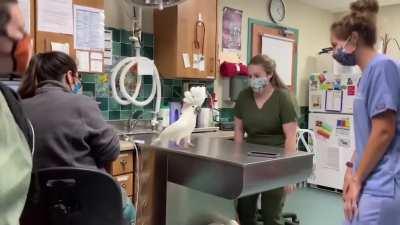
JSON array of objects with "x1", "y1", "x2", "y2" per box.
[{"x1": 319, "y1": 47, "x2": 333, "y2": 54}]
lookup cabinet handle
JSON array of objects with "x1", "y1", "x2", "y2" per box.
[
  {"x1": 120, "y1": 160, "x2": 127, "y2": 168},
  {"x1": 121, "y1": 183, "x2": 127, "y2": 189},
  {"x1": 209, "y1": 57, "x2": 215, "y2": 74}
]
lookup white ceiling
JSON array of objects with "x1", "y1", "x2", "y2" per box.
[{"x1": 297, "y1": 0, "x2": 400, "y2": 12}]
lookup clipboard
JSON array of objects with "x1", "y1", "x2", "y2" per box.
[{"x1": 325, "y1": 90, "x2": 343, "y2": 112}]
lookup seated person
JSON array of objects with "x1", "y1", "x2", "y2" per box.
[{"x1": 19, "y1": 51, "x2": 135, "y2": 224}]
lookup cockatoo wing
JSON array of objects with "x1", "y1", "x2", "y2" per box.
[{"x1": 158, "y1": 118, "x2": 193, "y2": 140}]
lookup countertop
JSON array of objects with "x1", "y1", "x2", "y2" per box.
[
  {"x1": 120, "y1": 131, "x2": 309, "y2": 167},
  {"x1": 118, "y1": 130, "x2": 313, "y2": 199}
]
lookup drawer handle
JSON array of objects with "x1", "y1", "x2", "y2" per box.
[
  {"x1": 120, "y1": 160, "x2": 128, "y2": 168},
  {"x1": 121, "y1": 183, "x2": 127, "y2": 189}
]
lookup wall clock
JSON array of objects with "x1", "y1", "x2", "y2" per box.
[{"x1": 269, "y1": 0, "x2": 286, "y2": 23}]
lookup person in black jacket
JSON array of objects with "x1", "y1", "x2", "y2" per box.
[{"x1": 0, "y1": 1, "x2": 33, "y2": 224}]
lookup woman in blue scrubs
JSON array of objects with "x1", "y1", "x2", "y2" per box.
[{"x1": 330, "y1": 0, "x2": 400, "y2": 225}]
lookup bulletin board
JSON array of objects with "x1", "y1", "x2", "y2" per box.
[
  {"x1": 34, "y1": 0, "x2": 104, "y2": 57},
  {"x1": 247, "y1": 18, "x2": 298, "y2": 92}
]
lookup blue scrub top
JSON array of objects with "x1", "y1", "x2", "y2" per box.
[{"x1": 354, "y1": 54, "x2": 400, "y2": 197}]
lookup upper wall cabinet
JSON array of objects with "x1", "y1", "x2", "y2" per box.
[{"x1": 154, "y1": 0, "x2": 217, "y2": 79}]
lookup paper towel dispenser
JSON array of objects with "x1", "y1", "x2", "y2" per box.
[{"x1": 230, "y1": 76, "x2": 248, "y2": 101}]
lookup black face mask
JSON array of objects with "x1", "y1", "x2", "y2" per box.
[
  {"x1": 332, "y1": 36, "x2": 357, "y2": 67},
  {"x1": 333, "y1": 47, "x2": 357, "y2": 66}
]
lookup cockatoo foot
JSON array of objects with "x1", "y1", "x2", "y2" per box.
[
  {"x1": 175, "y1": 140, "x2": 184, "y2": 148},
  {"x1": 182, "y1": 142, "x2": 194, "y2": 149}
]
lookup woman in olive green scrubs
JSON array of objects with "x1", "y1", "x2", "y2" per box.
[{"x1": 234, "y1": 55, "x2": 298, "y2": 225}]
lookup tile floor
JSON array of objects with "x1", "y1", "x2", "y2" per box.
[{"x1": 283, "y1": 187, "x2": 344, "y2": 225}]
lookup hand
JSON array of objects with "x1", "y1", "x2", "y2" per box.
[
  {"x1": 285, "y1": 184, "x2": 296, "y2": 195},
  {"x1": 343, "y1": 167, "x2": 353, "y2": 199},
  {"x1": 344, "y1": 176, "x2": 362, "y2": 221}
]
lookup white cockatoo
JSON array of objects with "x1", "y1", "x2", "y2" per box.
[{"x1": 153, "y1": 86, "x2": 207, "y2": 147}]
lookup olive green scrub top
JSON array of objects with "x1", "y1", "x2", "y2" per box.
[
  {"x1": 234, "y1": 88, "x2": 298, "y2": 146},
  {"x1": 0, "y1": 92, "x2": 32, "y2": 225}
]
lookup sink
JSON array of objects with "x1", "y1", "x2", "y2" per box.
[
  {"x1": 118, "y1": 129, "x2": 158, "y2": 136},
  {"x1": 108, "y1": 120, "x2": 159, "y2": 138},
  {"x1": 118, "y1": 130, "x2": 159, "y2": 143}
]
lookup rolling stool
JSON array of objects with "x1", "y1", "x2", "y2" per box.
[
  {"x1": 282, "y1": 213, "x2": 300, "y2": 225},
  {"x1": 255, "y1": 129, "x2": 316, "y2": 225},
  {"x1": 20, "y1": 167, "x2": 129, "y2": 225},
  {"x1": 255, "y1": 211, "x2": 299, "y2": 225}
]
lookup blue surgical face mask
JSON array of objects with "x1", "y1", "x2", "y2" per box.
[
  {"x1": 249, "y1": 77, "x2": 269, "y2": 93},
  {"x1": 332, "y1": 38, "x2": 357, "y2": 66},
  {"x1": 72, "y1": 81, "x2": 82, "y2": 94}
]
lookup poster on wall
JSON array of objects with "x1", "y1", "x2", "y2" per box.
[
  {"x1": 74, "y1": 5, "x2": 105, "y2": 50},
  {"x1": 37, "y1": 0, "x2": 73, "y2": 34},
  {"x1": 311, "y1": 94, "x2": 322, "y2": 110},
  {"x1": 322, "y1": 147, "x2": 340, "y2": 171},
  {"x1": 315, "y1": 120, "x2": 333, "y2": 141},
  {"x1": 222, "y1": 7, "x2": 242, "y2": 51},
  {"x1": 325, "y1": 90, "x2": 343, "y2": 112}
]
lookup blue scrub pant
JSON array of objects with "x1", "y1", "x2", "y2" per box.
[{"x1": 344, "y1": 180, "x2": 400, "y2": 225}]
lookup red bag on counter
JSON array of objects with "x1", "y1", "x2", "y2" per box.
[{"x1": 220, "y1": 62, "x2": 248, "y2": 77}]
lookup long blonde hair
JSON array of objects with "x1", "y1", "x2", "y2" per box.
[{"x1": 249, "y1": 54, "x2": 287, "y2": 89}]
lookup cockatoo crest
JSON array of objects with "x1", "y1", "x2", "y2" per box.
[
  {"x1": 152, "y1": 86, "x2": 207, "y2": 147},
  {"x1": 183, "y1": 86, "x2": 207, "y2": 108}
]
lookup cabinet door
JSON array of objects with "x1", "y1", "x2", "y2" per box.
[
  {"x1": 154, "y1": 7, "x2": 179, "y2": 77},
  {"x1": 176, "y1": 0, "x2": 217, "y2": 79}
]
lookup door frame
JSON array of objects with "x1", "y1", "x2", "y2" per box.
[{"x1": 247, "y1": 18, "x2": 299, "y2": 93}]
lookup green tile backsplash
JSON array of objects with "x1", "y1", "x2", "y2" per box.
[
  {"x1": 109, "y1": 98, "x2": 121, "y2": 111},
  {"x1": 112, "y1": 42, "x2": 121, "y2": 56},
  {"x1": 82, "y1": 28, "x2": 214, "y2": 121},
  {"x1": 142, "y1": 33, "x2": 154, "y2": 47},
  {"x1": 120, "y1": 29, "x2": 132, "y2": 44},
  {"x1": 109, "y1": 111, "x2": 121, "y2": 120},
  {"x1": 120, "y1": 110, "x2": 132, "y2": 120},
  {"x1": 121, "y1": 104, "x2": 132, "y2": 111},
  {"x1": 111, "y1": 28, "x2": 121, "y2": 42},
  {"x1": 96, "y1": 97, "x2": 108, "y2": 111},
  {"x1": 82, "y1": 74, "x2": 96, "y2": 83},
  {"x1": 121, "y1": 43, "x2": 133, "y2": 57},
  {"x1": 82, "y1": 83, "x2": 95, "y2": 97}
]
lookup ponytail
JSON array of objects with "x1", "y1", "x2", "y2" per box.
[
  {"x1": 19, "y1": 55, "x2": 39, "y2": 99},
  {"x1": 18, "y1": 52, "x2": 78, "y2": 99}
]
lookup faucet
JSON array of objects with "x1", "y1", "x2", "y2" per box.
[
  {"x1": 127, "y1": 110, "x2": 163, "y2": 132},
  {"x1": 145, "y1": 111, "x2": 163, "y2": 131},
  {"x1": 127, "y1": 110, "x2": 144, "y2": 131}
]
